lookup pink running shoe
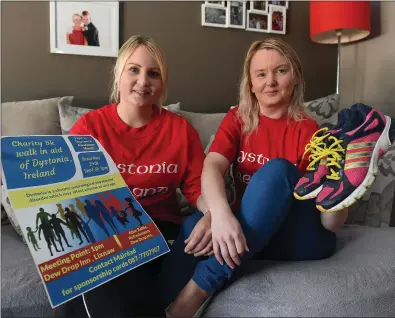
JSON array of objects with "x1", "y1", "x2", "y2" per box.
[
  {"x1": 316, "y1": 104, "x2": 392, "y2": 213},
  {"x1": 294, "y1": 110, "x2": 350, "y2": 200}
]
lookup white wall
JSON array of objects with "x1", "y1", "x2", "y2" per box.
[{"x1": 340, "y1": 2, "x2": 395, "y2": 118}]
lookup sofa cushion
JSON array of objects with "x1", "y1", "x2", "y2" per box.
[
  {"x1": 204, "y1": 226, "x2": 395, "y2": 317},
  {"x1": 304, "y1": 93, "x2": 339, "y2": 127},
  {"x1": 58, "y1": 97, "x2": 92, "y2": 134},
  {"x1": 58, "y1": 99, "x2": 181, "y2": 135},
  {"x1": 1, "y1": 96, "x2": 73, "y2": 136},
  {"x1": 178, "y1": 110, "x2": 226, "y2": 149}
]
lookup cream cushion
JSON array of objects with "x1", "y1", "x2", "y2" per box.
[{"x1": 1, "y1": 96, "x2": 73, "y2": 136}]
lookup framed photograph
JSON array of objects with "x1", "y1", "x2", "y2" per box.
[
  {"x1": 227, "y1": 1, "x2": 246, "y2": 29},
  {"x1": 250, "y1": 1, "x2": 268, "y2": 13},
  {"x1": 201, "y1": 4, "x2": 228, "y2": 28},
  {"x1": 246, "y1": 10, "x2": 269, "y2": 33},
  {"x1": 50, "y1": 1, "x2": 119, "y2": 58},
  {"x1": 269, "y1": 5, "x2": 287, "y2": 34},
  {"x1": 268, "y1": 1, "x2": 289, "y2": 9},
  {"x1": 205, "y1": 1, "x2": 226, "y2": 7}
]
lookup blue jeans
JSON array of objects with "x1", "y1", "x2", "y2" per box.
[{"x1": 159, "y1": 158, "x2": 336, "y2": 308}]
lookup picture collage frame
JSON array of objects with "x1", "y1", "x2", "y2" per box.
[{"x1": 202, "y1": 1, "x2": 288, "y2": 34}]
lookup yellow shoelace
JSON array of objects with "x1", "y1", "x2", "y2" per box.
[
  {"x1": 325, "y1": 136, "x2": 345, "y2": 180},
  {"x1": 303, "y1": 127, "x2": 330, "y2": 171},
  {"x1": 303, "y1": 128, "x2": 345, "y2": 180}
]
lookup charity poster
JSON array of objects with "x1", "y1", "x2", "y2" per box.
[{"x1": 1, "y1": 135, "x2": 170, "y2": 308}]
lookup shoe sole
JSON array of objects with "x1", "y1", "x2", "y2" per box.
[
  {"x1": 316, "y1": 115, "x2": 392, "y2": 213},
  {"x1": 293, "y1": 184, "x2": 323, "y2": 200}
]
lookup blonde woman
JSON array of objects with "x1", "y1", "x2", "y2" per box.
[
  {"x1": 70, "y1": 35, "x2": 208, "y2": 316},
  {"x1": 67, "y1": 13, "x2": 87, "y2": 46},
  {"x1": 161, "y1": 38, "x2": 348, "y2": 317}
]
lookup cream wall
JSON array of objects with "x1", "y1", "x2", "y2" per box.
[{"x1": 340, "y1": 2, "x2": 395, "y2": 118}]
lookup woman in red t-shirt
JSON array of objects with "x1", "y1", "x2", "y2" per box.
[
  {"x1": 69, "y1": 35, "x2": 208, "y2": 316},
  {"x1": 67, "y1": 14, "x2": 87, "y2": 46},
  {"x1": 162, "y1": 38, "x2": 349, "y2": 317}
]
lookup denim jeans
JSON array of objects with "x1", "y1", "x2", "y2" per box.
[{"x1": 158, "y1": 158, "x2": 337, "y2": 308}]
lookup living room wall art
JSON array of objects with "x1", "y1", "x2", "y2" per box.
[
  {"x1": 49, "y1": 1, "x2": 119, "y2": 58},
  {"x1": 201, "y1": 1, "x2": 288, "y2": 35}
]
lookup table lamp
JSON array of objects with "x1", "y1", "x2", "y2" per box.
[{"x1": 310, "y1": 1, "x2": 371, "y2": 94}]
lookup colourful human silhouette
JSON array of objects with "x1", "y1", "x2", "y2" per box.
[
  {"x1": 50, "y1": 214, "x2": 72, "y2": 251},
  {"x1": 26, "y1": 227, "x2": 40, "y2": 251},
  {"x1": 38, "y1": 223, "x2": 60, "y2": 256},
  {"x1": 80, "y1": 218, "x2": 96, "y2": 243},
  {"x1": 75, "y1": 198, "x2": 88, "y2": 218},
  {"x1": 65, "y1": 207, "x2": 90, "y2": 245},
  {"x1": 110, "y1": 206, "x2": 129, "y2": 227},
  {"x1": 36, "y1": 207, "x2": 58, "y2": 242},
  {"x1": 93, "y1": 199, "x2": 119, "y2": 234},
  {"x1": 69, "y1": 203, "x2": 79, "y2": 216},
  {"x1": 56, "y1": 203, "x2": 66, "y2": 220},
  {"x1": 55, "y1": 203, "x2": 77, "y2": 239},
  {"x1": 124, "y1": 198, "x2": 143, "y2": 226},
  {"x1": 84, "y1": 199, "x2": 111, "y2": 238}
]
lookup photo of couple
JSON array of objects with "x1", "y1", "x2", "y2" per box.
[{"x1": 67, "y1": 11, "x2": 100, "y2": 47}]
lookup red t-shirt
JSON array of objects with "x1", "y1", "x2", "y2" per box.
[
  {"x1": 68, "y1": 29, "x2": 85, "y2": 45},
  {"x1": 209, "y1": 106, "x2": 319, "y2": 211},
  {"x1": 70, "y1": 104, "x2": 205, "y2": 224}
]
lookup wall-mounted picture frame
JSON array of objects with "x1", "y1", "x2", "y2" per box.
[
  {"x1": 49, "y1": 1, "x2": 119, "y2": 58},
  {"x1": 227, "y1": 1, "x2": 247, "y2": 29},
  {"x1": 201, "y1": 3, "x2": 228, "y2": 28},
  {"x1": 205, "y1": 1, "x2": 226, "y2": 7},
  {"x1": 250, "y1": 1, "x2": 269, "y2": 13},
  {"x1": 268, "y1": 1, "x2": 289, "y2": 9},
  {"x1": 269, "y1": 5, "x2": 286, "y2": 34},
  {"x1": 246, "y1": 10, "x2": 269, "y2": 33}
]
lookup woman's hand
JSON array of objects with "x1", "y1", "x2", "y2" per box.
[
  {"x1": 184, "y1": 212, "x2": 213, "y2": 257},
  {"x1": 211, "y1": 213, "x2": 249, "y2": 269}
]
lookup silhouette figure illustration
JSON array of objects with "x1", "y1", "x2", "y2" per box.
[
  {"x1": 65, "y1": 207, "x2": 90, "y2": 245},
  {"x1": 56, "y1": 203, "x2": 77, "y2": 239},
  {"x1": 75, "y1": 198, "x2": 88, "y2": 218},
  {"x1": 50, "y1": 214, "x2": 72, "y2": 251},
  {"x1": 99, "y1": 191, "x2": 124, "y2": 213},
  {"x1": 84, "y1": 199, "x2": 111, "y2": 238},
  {"x1": 69, "y1": 203, "x2": 80, "y2": 216},
  {"x1": 36, "y1": 208, "x2": 59, "y2": 242},
  {"x1": 93, "y1": 199, "x2": 119, "y2": 234},
  {"x1": 56, "y1": 203, "x2": 66, "y2": 220},
  {"x1": 124, "y1": 198, "x2": 143, "y2": 226},
  {"x1": 110, "y1": 206, "x2": 129, "y2": 227},
  {"x1": 26, "y1": 227, "x2": 40, "y2": 251},
  {"x1": 80, "y1": 218, "x2": 96, "y2": 243},
  {"x1": 38, "y1": 223, "x2": 60, "y2": 256}
]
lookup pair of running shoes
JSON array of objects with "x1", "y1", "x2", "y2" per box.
[{"x1": 294, "y1": 103, "x2": 394, "y2": 212}]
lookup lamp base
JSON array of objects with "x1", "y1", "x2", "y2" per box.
[{"x1": 336, "y1": 30, "x2": 341, "y2": 95}]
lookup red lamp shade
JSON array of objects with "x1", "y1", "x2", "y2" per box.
[{"x1": 310, "y1": 1, "x2": 371, "y2": 44}]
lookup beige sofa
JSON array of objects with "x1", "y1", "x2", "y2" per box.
[{"x1": 1, "y1": 96, "x2": 395, "y2": 317}]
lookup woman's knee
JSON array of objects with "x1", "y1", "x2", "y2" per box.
[{"x1": 249, "y1": 158, "x2": 300, "y2": 185}]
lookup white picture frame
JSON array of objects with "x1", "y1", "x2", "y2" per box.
[
  {"x1": 227, "y1": 1, "x2": 247, "y2": 29},
  {"x1": 269, "y1": 5, "x2": 287, "y2": 34},
  {"x1": 50, "y1": 1, "x2": 119, "y2": 58},
  {"x1": 246, "y1": 10, "x2": 269, "y2": 33},
  {"x1": 205, "y1": 1, "x2": 226, "y2": 7},
  {"x1": 268, "y1": 1, "x2": 289, "y2": 9},
  {"x1": 250, "y1": 1, "x2": 269, "y2": 13},
  {"x1": 201, "y1": 4, "x2": 228, "y2": 28}
]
